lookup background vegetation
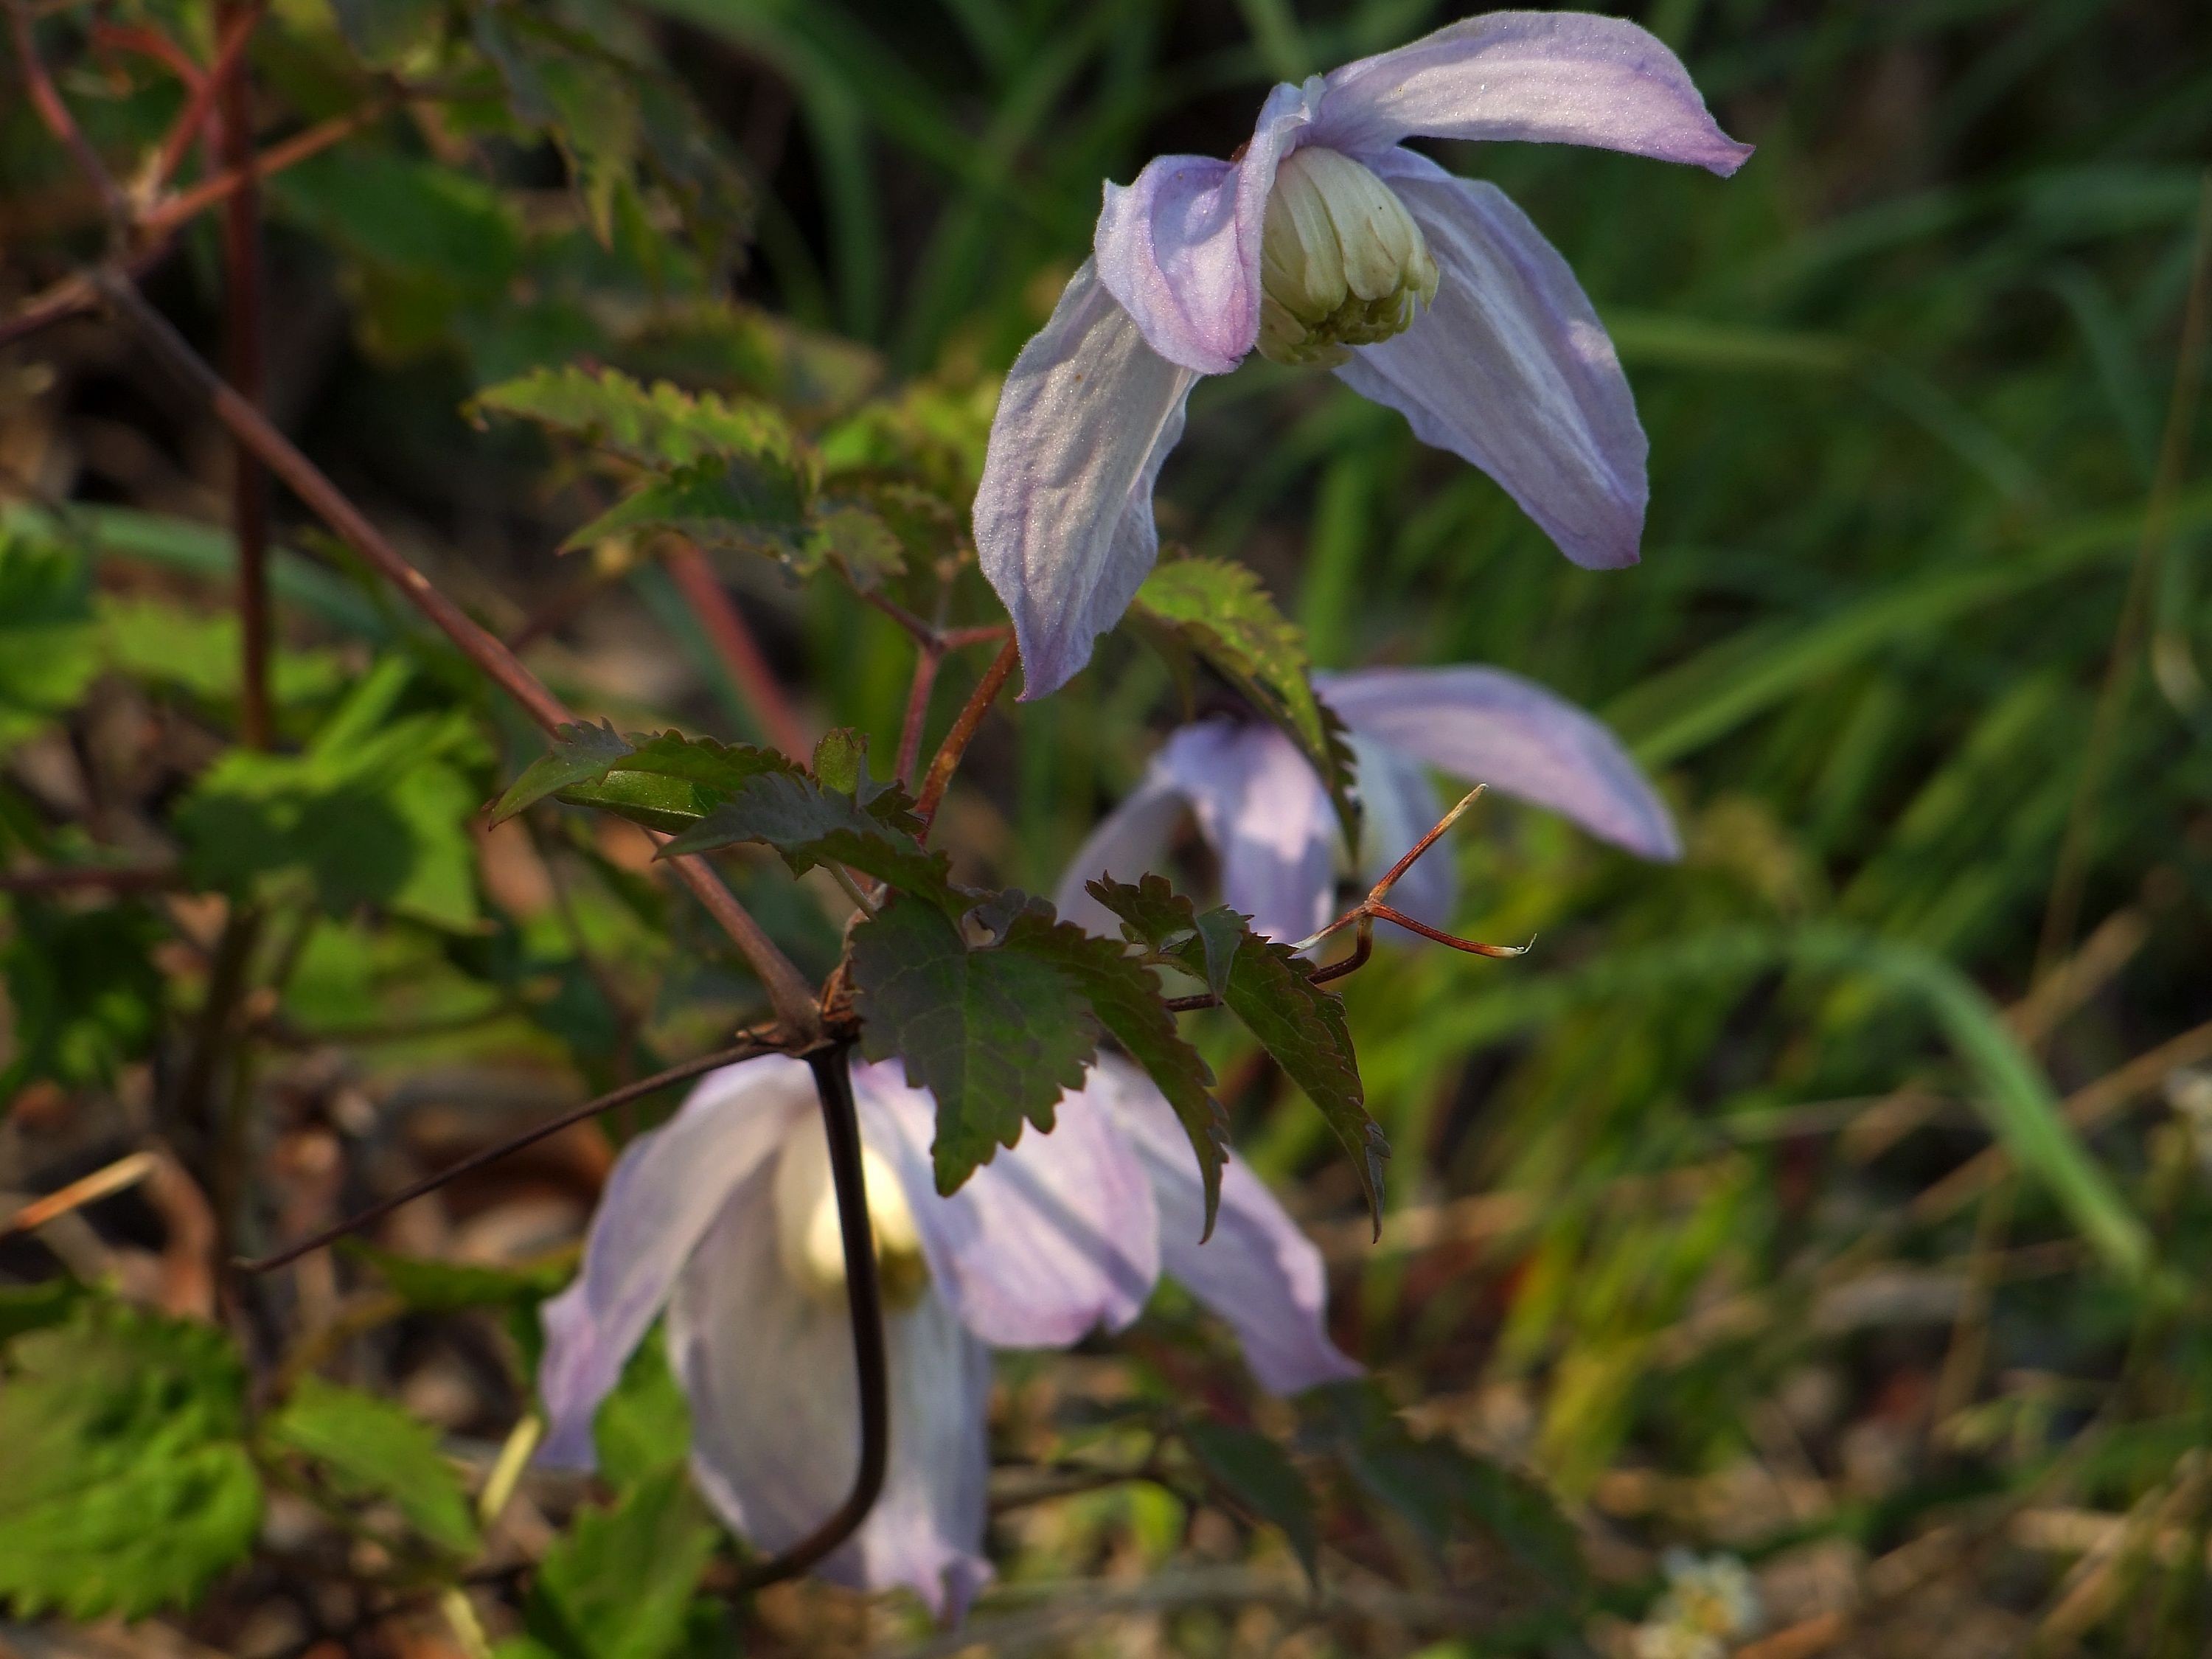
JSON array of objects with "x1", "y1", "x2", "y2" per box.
[{"x1": 3, "y1": 0, "x2": 2210, "y2": 1655}]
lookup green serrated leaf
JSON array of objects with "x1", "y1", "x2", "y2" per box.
[
  {"x1": 563, "y1": 459, "x2": 809, "y2": 559},
  {"x1": 592, "y1": 1337, "x2": 692, "y2": 1492},
  {"x1": 810, "y1": 727, "x2": 868, "y2": 794},
  {"x1": 990, "y1": 897, "x2": 1227, "y2": 1236},
  {"x1": 330, "y1": 0, "x2": 445, "y2": 66},
  {"x1": 1133, "y1": 557, "x2": 1360, "y2": 846},
  {"x1": 266, "y1": 1376, "x2": 481, "y2": 1556},
  {"x1": 1, "y1": 901, "x2": 164, "y2": 1094},
  {"x1": 554, "y1": 731, "x2": 801, "y2": 834},
  {"x1": 521, "y1": 1464, "x2": 720, "y2": 1659},
  {"x1": 1183, "y1": 1419, "x2": 1318, "y2": 1583},
  {"x1": 657, "y1": 772, "x2": 956, "y2": 910},
  {"x1": 340, "y1": 1239, "x2": 569, "y2": 1312},
  {"x1": 473, "y1": 367, "x2": 799, "y2": 476},
  {"x1": 851, "y1": 896, "x2": 1098, "y2": 1193},
  {"x1": 1088, "y1": 872, "x2": 1244, "y2": 998},
  {"x1": 493, "y1": 721, "x2": 637, "y2": 824},
  {"x1": 0, "y1": 529, "x2": 98, "y2": 750},
  {"x1": 0, "y1": 1300, "x2": 261, "y2": 1619},
  {"x1": 1184, "y1": 931, "x2": 1385, "y2": 1232}
]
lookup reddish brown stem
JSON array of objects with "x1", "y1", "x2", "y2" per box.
[
  {"x1": 148, "y1": 2, "x2": 263, "y2": 192},
  {"x1": 216, "y1": 0, "x2": 272, "y2": 750},
  {"x1": 664, "y1": 539, "x2": 810, "y2": 758},
  {"x1": 914, "y1": 637, "x2": 1019, "y2": 832},
  {"x1": 7, "y1": 0, "x2": 128, "y2": 226},
  {"x1": 141, "y1": 100, "x2": 389, "y2": 238},
  {"x1": 96, "y1": 272, "x2": 823, "y2": 1040},
  {"x1": 894, "y1": 647, "x2": 941, "y2": 787},
  {"x1": 1366, "y1": 902, "x2": 1528, "y2": 957}
]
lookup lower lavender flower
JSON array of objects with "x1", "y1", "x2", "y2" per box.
[{"x1": 535, "y1": 1054, "x2": 1355, "y2": 1618}]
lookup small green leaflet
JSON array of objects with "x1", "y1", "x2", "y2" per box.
[
  {"x1": 563, "y1": 458, "x2": 810, "y2": 558},
  {"x1": 510, "y1": 1464, "x2": 722, "y2": 1659},
  {"x1": 1133, "y1": 555, "x2": 1360, "y2": 846},
  {"x1": 0, "y1": 1301, "x2": 262, "y2": 1619},
  {"x1": 490, "y1": 726, "x2": 798, "y2": 830},
  {"x1": 265, "y1": 1377, "x2": 481, "y2": 1556},
  {"x1": 656, "y1": 771, "x2": 956, "y2": 910},
  {"x1": 472, "y1": 366, "x2": 801, "y2": 474},
  {"x1": 1088, "y1": 872, "x2": 1244, "y2": 999},
  {"x1": 1182, "y1": 1419, "x2": 1319, "y2": 1584},
  {"x1": 0, "y1": 529, "x2": 99, "y2": 750}
]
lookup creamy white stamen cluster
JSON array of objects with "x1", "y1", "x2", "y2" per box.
[
  {"x1": 1257, "y1": 147, "x2": 1439, "y2": 366},
  {"x1": 773, "y1": 1127, "x2": 930, "y2": 1310}
]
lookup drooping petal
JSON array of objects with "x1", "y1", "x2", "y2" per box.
[
  {"x1": 973, "y1": 260, "x2": 1196, "y2": 700},
  {"x1": 669, "y1": 1149, "x2": 993, "y2": 1620},
  {"x1": 1337, "y1": 152, "x2": 1647, "y2": 571},
  {"x1": 1094, "y1": 1060, "x2": 1358, "y2": 1394},
  {"x1": 1051, "y1": 773, "x2": 1192, "y2": 938},
  {"x1": 536, "y1": 1057, "x2": 812, "y2": 1468},
  {"x1": 1346, "y1": 731, "x2": 1454, "y2": 928},
  {"x1": 1093, "y1": 82, "x2": 1318, "y2": 375},
  {"x1": 1324, "y1": 664, "x2": 1680, "y2": 860},
  {"x1": 1157, "y1": 720, "x2": 1338, "y2": 944},
  {"x1": 853, "y1": 1061, "x2": 1162, "y2": 1349},
  {"x1": 1310, "y1": 10, "x2": 1752, "y2": 175}
]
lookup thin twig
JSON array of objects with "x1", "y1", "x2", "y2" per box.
[
  {"x1": 0, "y1": 1151, "x2": 159, "y2": 1236},
  {"x1": 149, "y1": 1, "x2": 264, "y2": 192},
  {"x1": 732, "y1": 1044, "x2": 889, "y2": 1590},
  {"x1": 7, "y1": 0, "x2": 130, "y2": 226},
  {"x1": 914, "y1": 636, "x2": 1019, "y2": 832},
  {"x1": 894, "y1": 646, "x2": 942, "y2": 787},
  {"x1": 139, "y1": 97, "x2": 394, "y2": 238},
  {"x1": 664, "y1": 538, "x2": 810, "y2": 758},
  {"x1": 236, "y1": 1037, "x2": 772, "y2": 1273},
  {"x1": 94, "y1": 272, "x2": 823, "y2": 1040}
]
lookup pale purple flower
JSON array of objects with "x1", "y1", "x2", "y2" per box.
[
  {"x1": 973, "y1": 11, "x2": 1750, "y2": 698},
  {"x1": 537, "y1": 1053, "x2": 1354, "y2": 1618},
  {"x1": 1055, "y1": 663, "x2": 1680, "y2": 945}
]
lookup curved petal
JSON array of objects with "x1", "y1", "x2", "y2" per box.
[
  {"x1": 1346, "y1": 731, "x2": 1454, "y2": 928},
  {"x1": 974, "y1": 259, "x2": 1196, "y2": 700},
  {"x1": 1158, "y1": 720, "x2": 1338, "y2": 944},
  {"x1": 669, "y1": 1150, "x2": 993, "y2": 1620},
  {"x1": 1324, "y1": 665, "x2": 1680, "y2": 860},
  {"x1": 1094, "y1": 82, "x2": 1317, "y2": 375},
  {"x1": 1094, "y1": 1060, "x2": 1358, "y2": 1394},
  {"x1": 1051, "y1": 773, "x2": 1192, "y2": 937},
  {"x1": 1310, "y1": 11, "x2": 1752, "y2": 175},
  {"x1": 536, "y1": 1057, "x2": 812, "y2": 1468},
  {"x1": 1338, "y1": 153, "x2": 1646, "y2": 571},
  {"x1": 853, "y1": 1060, "x2": 1161, "y2": 1349}
]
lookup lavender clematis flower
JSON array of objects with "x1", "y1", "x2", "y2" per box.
[
  {"x1": 974, "y1": 11, "x2": 1750, "y2": 699},
  {"x1": 1055, "y1": 662, "x2": 1680, "y2": 944},
  {"x1": 537, "y1": 1053, "x2": 1354, "y2": 1619}
]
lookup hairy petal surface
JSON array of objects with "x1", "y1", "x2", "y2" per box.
[
  {"x1": 1158, "y1": 720, "x2": 1338, "y2": 945},
  {"x1": 536, "y1": 1057, "x2": 811, "y2": 1467},
  {"x1": 1338, "y1": 153, "x2": 1647, "y2": 571},
  {"x1": 1310, "y1": 10, "x2": 1752, "y2": 174},
  {"x1": 1324, "y1": 664, "x2": 1680, "y2": 860},
  {"x1": 1094, "y1": 83, "x2": 1316, "y2": 375},
  {"x1": 855, "y1": 1062, "x2": 1162, "y2": 1348},
  {"x1": 1346, "y1": 732, "x2": 1453, "y2": 927},
  {"x1": 1051, "y1": 776, "x2": 1190, "y2": 938},
  {"x1": 974, "y1": 260, "x2": 1195, "y2": 700},
  {"x1": 1095, "y1": 1060, "x2": 1358, "y2": 1394},
  {"x1": 669, "y1": 1148, "x2": 993, "y2": 1621}
]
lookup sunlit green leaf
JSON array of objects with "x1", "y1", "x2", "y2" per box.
[{"x1": 265, "y1": 1377, "x2": 480, "y2": 1557}]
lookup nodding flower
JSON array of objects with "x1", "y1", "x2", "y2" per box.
[
  {"x1": 973, "y1": 10, "x2": 1750, "y2": 698},
  {"x1": 1056, "y1": 662, "x2": 1681, "y2": 946},
  {"x1": 536, "y1": 1054, "x2": 1355, "y2": 1621}
]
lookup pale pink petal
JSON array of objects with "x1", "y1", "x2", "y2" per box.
[
  {"x1": 536, "y1": 1057, "x2": 812, "y2": 1467},
  {"x1": 1094, "y1": 1060, "x2": 1358, "y2": 1394},
  {"x1": 973, "y1": 259, "x2": 1196, "y2": 700},
  {"x1": 1310, "y1": 11, "x2": 1751, "y2": 175},
  {"x1": 1051, "y1": 774, "x2": 1191, "y2": 937},
  {"x1": 668, "y1": 1141, "x2": 994, "y2": 1621},
  {"x1": 1158, "y1": 720, "x2": 1338, "y2": 944},
  {"x1": 1324, "y1": 664, "x2": 1680, "y2": 860},
  {"x1": 1093, "y1": 82, "x2": 1317, "y2": 375},
  {"x1": 853, "y1": 1060, "x2": 1161, "y2": 1348},
  {"x1": 1337, "y1": 152, "x2": 1647, "y2": 571},
  {"x1": 1346, "y1": 731, "x2": 1454, "y2": 928}
]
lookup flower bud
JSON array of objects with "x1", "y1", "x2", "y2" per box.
[
  {"x1": 775, "y1": 1127, "x2": 930, "y2": 1310},
  {"x1": 1258, "y1": 146, "x2": 1439, "y2": 367}
]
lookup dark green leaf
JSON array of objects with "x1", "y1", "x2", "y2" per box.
[
  {"x1": 473, "y1": 367, "x2": 799, "y2": 475},
  {"x1": 0, "y1": 1279, "x2": 83, "y2": 1344},
  {"x1": 563, "y1": 459, "x2": 809, "y2": 560},
  {"x1": 657, "y1": 772, "x2": 956, "y2": 910},
  {"x1": 1183, "y1": 1419, "x2": 1318, "y2": 1583},
  {"x1": 554, "y1": 731, "x2": 801, "y2": 833},
  {"x1": 1088, "y1": 872, "x2": 1243, "y2": 999},
  {"x1": 493, "y1": 720, "x2": 637, "y2": 824},
  {"x1": 0, "y1": 1301, "x2": 260, "y2": 1618},
  {"x1": 1, "y1": 902, "x2": 164, "y2": 1094},
  {"x1": 265, "y1": 1377, "x2": 480, "y2": 1556},
  {"x1": 1133, "y1": 556, "x2": 1359, "y2": 845},
  {"x1": 521, "y1": 1465, "x2": 720, "y2": 1659},
  {"x1": 1184, "y1": 931, "x2": 1385, "y2": 1234},
  {"x1": 851, "y1": 896, "x2": 1097, "y2": 1193},
  {"x1": 341, "y1": 1241, "x2": 571, "y2": 1314},
  {"x1": 592, "y1": 1338, "x2": 692, "y2": 1492},
  {"x1": 0, "y1": 529, "x2": 97, "y2": 749},
  {"x1": 330, "y1": 0, "x2": 445, "y2": 66}
]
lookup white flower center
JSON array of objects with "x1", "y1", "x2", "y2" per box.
[
  {"x1": 773, "y1": 1124, "x2": 929, "y2": 1311},
  {"x1": 1258, "y1": 145, "x2": 1439, "y2": 368}
]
